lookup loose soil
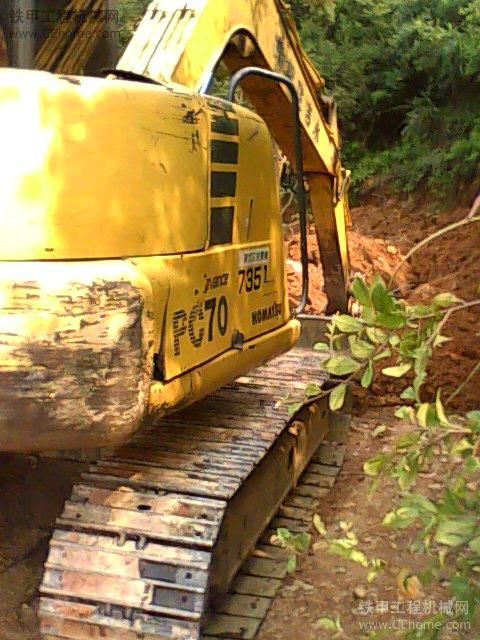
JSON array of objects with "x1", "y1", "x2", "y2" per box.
[
  {"x1": 287, "y1": 196, "x2": 480, "y2": 410},
  {"x1": 0, "y1": 196, "x2": 478, "y2": 640}
]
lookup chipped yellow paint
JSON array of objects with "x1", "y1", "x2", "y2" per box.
[{"x1": 0, "y1": 260, "x2": 155, "y2": 452}]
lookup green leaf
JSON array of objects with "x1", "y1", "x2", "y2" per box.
[
  {"x1": 276, "y1": 527, "x2": 293, "y2": 546},
  {"x1": 399, "y1": 333, "x2": 419, "y2": 358},
  {"x1": 315, "y1": 617, "x2": 337, "y2": 632},
  {"x1": 434, "y1": 517, "x2": 476, "y2": 546},
  {"x1": 449, "y1": 576, "x2": 472, "y2": 614},
  {"x1": 361, "y1": 360, "x2": 373, "y2": 388},
  {"x1": 364, "y1": 455, "x2": 387, "y2": 477},
  {"x1": 287, "y1": 401, "x2": 302, "y2": 416},
  {"x1": 331, "y1": 536, "x2": 357, "y2": 550},
  {"x1": 304, "y1": 382, "x2": 321, "y2": 397},
  {"x1": 414, "y1": 344, "x2": 430, "y2": 377},
  {"x1": 286, "y1": 554, "x2": 297, "y2": 574},
  {"x1": 376, "y1": 312, "x2": 406, "y2": 329},
  {"x1": 372, "y1": 424, "x2": 387, "y2": 437},
  {"x1": 395, "y1": 406, "x2": 415, "y2": 422},
  {"x1": 313, "y1": 514, "x2": 327, "y2": 536},
  {"x1": 441, "y1": 487, "x2": 464, "y2": 516},
  {"x1": 435, "y1": 390, "x2": 449, "y2": 426},
  {"x1": 400, "y1": 386, "x2": 416, "y2": 401},
  {"x1": 334, "y1": 314, "x2": 364, "y2": 333},
  {"x1": 389, "y1": 334, "x2": 400, "y2": 346},
  {"x1": 468, "y1": 537, "x2": 480, "y2": 554},
  {"x1": 350, "y1": 549, "x2": 369, "y2": 567},
  {"x1": 416, "y1": 403, "x2": 431, "y2": 428},
  {"x1": 348, "y1": 335, "x2": 375, "y2": 359},
  {"x1": 329, "y1": 383, "x2": 347, "y2": 411},
  {"x1": 432, "y1": 292, "x2": 461, "y2": 308},
  {"x1": 450, "y1": 439, "x2": 473, "y2": 457},
  {"x1": 464, "y1": 456, "x2": 480, "y2": 474},
  {"x1": 371, "y1": 280, "x2": 395, "y2": 313},
  {"x1": 396, "y1": 432, "x2": 420, "y2": 449},
  {"x1": 372, "y1": 348, "x2": 391, "y2": 361},
  {"x1": 325, "y1": 356, "x2": 361, "y2": 376},
  {"x1": 361, "y1": 306, "x2": 375, "y2": 324},
  {"x1": 276, "y1": 528, "x2": 311, "y2": 553},
  {"x1": 366, "y1": 327, "x2": 387, "y2": 344},
  {"x1": 381, "y1": 363, "x2": 411, "y2": 378},
  {"x1": 313, "y1": 342, "x2": 330, "y2": 352},
  {"x1": 467, "y1": 411, "x2": 480, "y2": 432},
  {"x1": 409, "y1": 304, "x2": 433, "y2": 317},
  {"x1": 382, "y1": 506, "x2": 419, "y2": 529},
  {"x1": 367, "y1": 559, "x2": 385, "y2": 583},
  {"x1": 413, "y1": 371, "x2": 427, "y2": 399},
  {"x1": 433, "y1": 334, "x2": 451, "y2": 348},
  {"x1": 351, "y1": 277, "x2": 370, "y2": 306},
  {"x1": 293, "y1": 532, "x2": 312, "y2": 553},
  {"x1": 396, "y1": 465, "x2": 418, "y2": 491},
  {"x1": 403, "y1": 493, "x2": 437, "y2": 515}
]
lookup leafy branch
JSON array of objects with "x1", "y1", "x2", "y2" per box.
[{"x1": 291, "y1": 215, "x2": 480, "y2": 635}]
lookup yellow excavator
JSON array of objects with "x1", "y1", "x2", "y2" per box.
[{"x1": 0, "y1": 1, "x2": 351, "y2": 638}]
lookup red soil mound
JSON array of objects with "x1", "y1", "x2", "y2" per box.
[{"x1": 285, "y1": 196, "x2": 479, "y2": 409}]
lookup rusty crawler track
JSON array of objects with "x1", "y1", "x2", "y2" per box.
[
  {"x1": 202, "y1": 417, "x2": 350, "y2": 640},
  {"x1": 38, "y1": 346, "x2": 350, "y2": 640}
]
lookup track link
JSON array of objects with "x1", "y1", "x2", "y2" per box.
[{"x1": 38, "y1": 347, "x2": 349, "y2": 640}]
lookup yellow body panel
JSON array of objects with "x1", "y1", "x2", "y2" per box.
[
  {"x1": 121, "y1": 0, "x2": 350, "y2": 311},
  {"x1": 0, "y1": 69, "x2": 298, "y2": 452},
  {"x1": 0, "y1": 69, "x2": 209, "y2": 259}
]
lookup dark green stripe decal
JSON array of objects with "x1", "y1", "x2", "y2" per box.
[
  {"x1": 211, "y1": 140, "x2": 239, "y2": 164},
  {"x1": 211, "y1": 115, "x2": 239, "y2": 136},
  {"x1": 211, "y1": 171, "x2": 237, "y2": 198},
  {"x1": 210, "y1": 206, "x2": 234, "y2": 245}
]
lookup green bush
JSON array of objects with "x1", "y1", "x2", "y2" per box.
[
  {"x1": 290, "y1": 0, "x2": 480, "y2": 199},
  {"x1": 117, "y1": 0, "x2": 150, "y2": 47}
]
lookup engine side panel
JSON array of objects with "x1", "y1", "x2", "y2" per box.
[{"x1": 133, "y1": 97, "x2": 292, "y2": 382}]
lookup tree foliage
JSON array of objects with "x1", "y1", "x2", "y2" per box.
[
  {"x1": 117, "y1": 0, "x2": 150, "y2": 47},
  {"x1": 290, "y1": 0, "x2": 480, "y2": 198}
]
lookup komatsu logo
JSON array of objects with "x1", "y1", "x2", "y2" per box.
[{"x1": 251, "y1": 302, "x2": 282, "y2": 325}]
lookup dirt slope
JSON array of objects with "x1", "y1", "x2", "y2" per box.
[{"x1": 286, "y1": 197, "x2": 480, "y2": 408}]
